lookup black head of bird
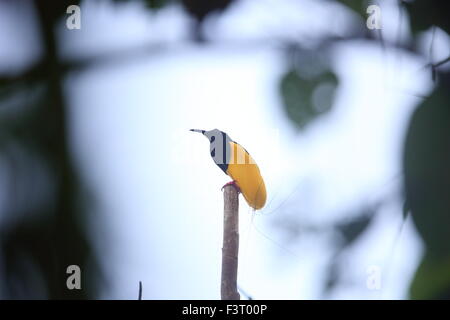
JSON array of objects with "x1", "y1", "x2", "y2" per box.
[
  {"x1": 190, "y1": 129, "x2": 231, "y2": 172},
  {"x1": 190, "y1": 128, "x2": 267, "y2": 210}
]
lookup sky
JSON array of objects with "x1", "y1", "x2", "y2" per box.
[{"x1": 1, "y1": 0, "x2": 449, "y2": 299}]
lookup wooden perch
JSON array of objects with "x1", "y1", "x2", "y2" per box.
[
  {"x1": 221, "y1": 184, "x2": 240, "y2": 300},
  {"x1": 138, "y1": 281, "x2": 142, "y2": 300}
]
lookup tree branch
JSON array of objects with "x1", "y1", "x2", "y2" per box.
[
  {"x1": 221, "y1": 185, "x2": 240, "y2": 300},
  {"x1": 138, "y1": 281, "x2": 142, "y2": 300}
]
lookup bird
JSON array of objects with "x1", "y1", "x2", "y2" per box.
[{"x1": 190, "y1": 129, "x2": 267, "y2": 210}]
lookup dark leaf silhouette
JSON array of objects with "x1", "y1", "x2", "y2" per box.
[{"x1": 404, "y1": 72, "x2": 450, "y2": 299}]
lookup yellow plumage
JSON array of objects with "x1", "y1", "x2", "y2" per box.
[{"x1": 226, "y1": 141, "x2": 267, "y2": 210}]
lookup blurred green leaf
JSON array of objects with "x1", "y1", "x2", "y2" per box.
[
  {"x1": 404, "y1": 73, "x2": 450, "y2": 298},
  {"x1": 410, "y1": 254, "x2": 450, "y2": 299},
  {"x1": 144, "y1": 0, "x2": 170, "y2": 10},
  {"x1": 403, "y1": 0, "x2": 450, "y2": 35},
  {"x1": 404, "y1": 75, "x2": 450, "y2": 259},
  {"x1": 333, "y1": 0, "x2": 368, "y2": 18},
  {"x1": 280, "y1": 68, "x2": 338, "y2": 130}
]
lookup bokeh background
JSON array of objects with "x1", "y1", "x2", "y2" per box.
[{"x1": 0, "y1": 0, "x2": 449, "y2": 299}]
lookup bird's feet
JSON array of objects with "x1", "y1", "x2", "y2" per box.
[{"x1": 222, "y1": 180, "x2": 241, "y2": 193}]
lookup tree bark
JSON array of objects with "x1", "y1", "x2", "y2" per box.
[{"x1": 221, "y1": 185, "x2": 240, "y2": 300}]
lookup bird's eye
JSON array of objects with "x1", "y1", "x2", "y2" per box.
[{"x1": 210, "y1": 136, "x2": 215, "y2": 143}]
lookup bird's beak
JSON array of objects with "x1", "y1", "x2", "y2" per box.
[{"x1": 190, "y1": 129, "x2": 205, "y2": 134}]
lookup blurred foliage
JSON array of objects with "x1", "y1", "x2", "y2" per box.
[
  {"x1": 180, "y1": 0, "x2": 234, "y2": 22},
  {"x1": 143, "y1": 0, "x2": 169, "y2": 10},
  {"x1": 113, "y1": 0, "x2": 169, "y2": 10},
  {"x1": 113, "y1": 0, "x2": 236, "y2": 41},
  {"x1": 323, "y1": 207, "x2": 377, "y2": 294},
  {"x1": 334, "y1": 0, "x2": 369, "y2": 18},
  {"x1": 403, "y1": 0, "x2": 450, "y2": 35},
  {"x1": 277, "y1": 0, "x2": 450, "y2": 299},
  {"x1": 0, "y1": 0, "x2": 99, "y2": 299},
  {"x1": 335, "y1": 211, "x2": 374, "y2": 247},
  {"x1": 180, "y1": 0, "x2": 235, "y2": 41},
  {"x1": 273, "y1": 201, "x2": 377, "y2": 295},
  {"x1": 410, "y1": 254, "x2": 450, "y2": 300},
  {"x1": 404, "y1": 73, "x2": 450, "y2": 299},
  {"x1": 280, "y1": 46, "x2": 338, "y2": 130}
]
